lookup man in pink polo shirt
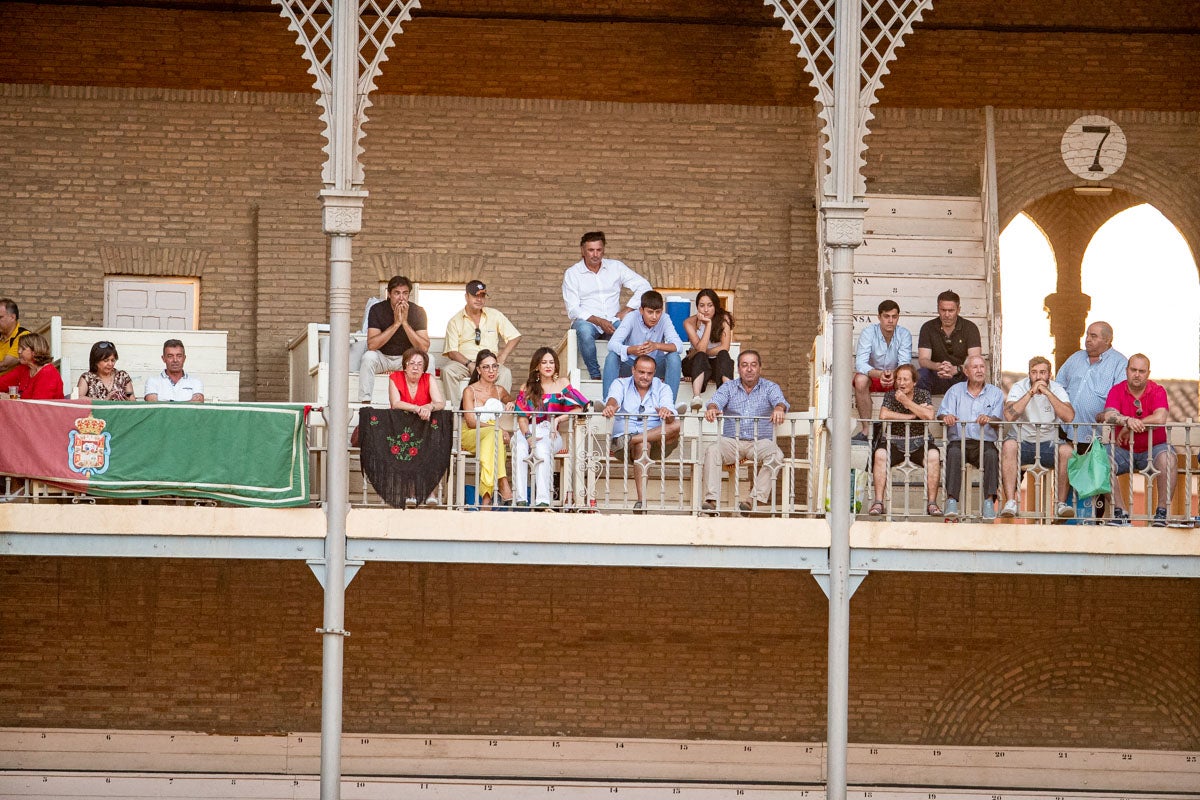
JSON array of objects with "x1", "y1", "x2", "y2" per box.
[{"x1": 1100, "y1": 353, "x2": 1176, "y2": 526}]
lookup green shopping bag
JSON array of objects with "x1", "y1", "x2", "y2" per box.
[{"x1": 1067, "y1": 444, "x2": 1111, "y2": 498}]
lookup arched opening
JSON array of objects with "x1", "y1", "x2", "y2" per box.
[
  {"x1": 998, "y1": 213, "x2": 1055, "y2": 372},
  {"x1": 1081, "y1": 205, "x2": 1199, "y2": 378},
  {"x1": 1000, "y1": 197, "x2": 1198, "y2": 379}
]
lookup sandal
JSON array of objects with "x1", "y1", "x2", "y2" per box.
[
  {"x1": 926, "y1": 502, "x2": 942, "y2": 516},
  {"x1": 868, "y1": 501, "x2": 885, "y2": 516}
]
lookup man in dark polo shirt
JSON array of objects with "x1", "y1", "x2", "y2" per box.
[
  {"x1": 916, "y1": 289, "x2": 982, "y2": 394},
  {"x1": 358, "y1": 275, "x2": 430, "y2": 402}
]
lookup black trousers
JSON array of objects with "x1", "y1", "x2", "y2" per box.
[{"x1": 684, "y1": 349, "x2": 734, "y2": 393}]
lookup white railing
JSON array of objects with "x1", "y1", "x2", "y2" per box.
[{"x1": 861, "y1": 418, "x2": 1200, "y2": 526}]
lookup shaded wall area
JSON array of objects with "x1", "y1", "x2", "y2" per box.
[{"x1": 2, "y1": 556, "x2": 1197, "y2": 750}]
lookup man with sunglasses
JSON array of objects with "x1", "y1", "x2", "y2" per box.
[
  {"x1": 602, "y1": 354, "x2": 680, "y2": 512},
  {"x1": 441, "y1": 280, "x2": 521, "y2": 409},
  {"x1": 916, "y1": 290, "x2": 982, "y2": 394},
  {"x1": 1101, "y1": 353, "x2": 1175, "y2": 526}
]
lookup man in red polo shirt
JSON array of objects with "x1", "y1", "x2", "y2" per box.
[{"x1": 1101, "y1": 353, "x2": 1176, "y2": 526}]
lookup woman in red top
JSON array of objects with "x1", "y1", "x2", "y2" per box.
[
  {"x1": 388, "y1": 348, "x2": 445, "y2": 419},
  {"x1": 0, "y1": 333, "x2": 64, "y2": 400}
]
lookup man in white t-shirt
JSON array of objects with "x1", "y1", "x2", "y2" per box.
[
  {"x1": 999, "y1": 355, "x2": 1075, "y2": 519},
  {"x1": 144, "y1": 339, "x2": 205, "y2": 402}
]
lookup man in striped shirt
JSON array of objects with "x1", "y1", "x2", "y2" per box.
[{"x1": 701, "y1": 350, "x2": 789, "y2": 515}]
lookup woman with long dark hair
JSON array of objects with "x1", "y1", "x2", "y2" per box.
[
  {"x1": 511, "y1": 347, "x2": 589, "y2": 508},
  {"x1": 460, "y1": 349, "x2": 515, "y2": 507},
  {"x1": 682, "y1": 288, "x2": 734, "y2": 404}
]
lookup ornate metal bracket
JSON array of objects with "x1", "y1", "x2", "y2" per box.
[
  {"x1": 764, "y1": 0, "x2": 935, "y2": 198},
  {"x1": 273, "y1": 0, "x2": 421, "y2": 188}
]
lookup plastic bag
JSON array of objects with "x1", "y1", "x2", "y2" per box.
[{"x1": 1067, "y1": 444, "x2": 1111, "y2": 498}]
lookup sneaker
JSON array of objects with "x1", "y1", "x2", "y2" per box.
[
  {"x1": 1054, "y1": 502, "x2": 1076, "y2": 519},
  {"x1": 982, "y1": 499, "x2": 996, "y2": 519},
  {"x1": 701, "y1": 499, "x2": 718, "y2": 516},
  {"x1": 944, "y1": 498, "x2": 959, "y2": 519},
  {"x1": 689, "y1": 396, "x2": 704, "y2": 411},
  {"x1": 1152, "y1": 507, "x2": 1168, "y2": 527},
  {"x1": 738, "y1": 501, "x2": 752, "y2": 517},
  {"x1": 999, "y1": 499, "x2": 1018, "y2": 518},
  {"x1": 1106, "y1": 508, "x2": 1130, "y2": 526}
]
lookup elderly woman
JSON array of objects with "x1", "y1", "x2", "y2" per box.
[
  {"x1": 76, "y1": 340, "x2": 135, "y2": 401},
  {"x1": 0, "y1": 333, "x2": 64, "y2": 400},
  {"x1": 387, "y1": 347, "x2": 445, "y2": 419}
]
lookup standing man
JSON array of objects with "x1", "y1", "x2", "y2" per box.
[
  {"x1": 1101, "y1": 353, "x2": 1176, "y2": 526},
  {"x1": 917, "y1": 290, "x2": 982, "y2": 394},
  {"x1": 0, "y1": 298, "x2": 31, "y2": 377},
  {"x1": 602, "y1": 290, "x2": 684, "y2": 402},
  {"x1": 359, "y1": 275, "x2": 430, "y2": 403},
  {"x1": 562, "y1": 231, "x2": 652, "y2": 380},
  {"x1": 602, "y1": 354, "x2": 681, "y2": 512},
  {"x1": 701, "y1": 350, "x2": 789, "y2": 515},
  {"x1": 853, "y1": 299, "x2": 912, "y2": 441},
  {"x1": 1056, "y1": 321, "x2": 1128, "y2": 448},
  {"x1": 145, "y1": 339, "x2": 205, "y2": 402},
  {"x1": 937, "y1": 354, "x2": 1004, "y2": 519},
  {"x1": 999, "y1": 356, "x2": 1076, "y2": 519},
  {"x1": 441, "y1": 280, "x2": 522, "y2": 409}
]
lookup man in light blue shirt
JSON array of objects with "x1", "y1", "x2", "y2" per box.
[
  {"x1": 1055, "y1": 321, "x2": 1127, "y2": 446},
  {"x1": 602, "y1": 355, "x2": 680, "y2": 512},
  {"x1": 937, "y1": 354, "x2": 1004, "y2": 519},
  {"x1": 853, "y1": 299, "x2": 912, "y2": 440},
  {"x1": 602, "y1": 290, "x2": 684, "y2": 402}
]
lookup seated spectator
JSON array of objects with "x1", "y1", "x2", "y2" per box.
[
  {"x1": 388, "y1": 348, "x2": 445, "y2": 420},
  {"x1": 144, "y1": 339, "x2": 204, "y2": 402},
  {"x1": 936, "y1": 354, "x2": 1003, "y2": 519},
  {"x1": 917, "y1": 290, "x2": 982, "y2": 394},
  {"x1": 868, "y1": 364, "x2": 940, "y2": 516},
  {"x1": 854, "y1": 300, "x2": 912, "y2": 441},
  {"x1": 513, "y1": 347, "x2": 589, "y2": 509},
  {"x1": 701, "y1": 350, "x2": 789, "y2": 516},
  {"x1": 460, "y1": 349, "x2": 515, "y2": 509},
  {"x1": 350, "y1": 288, "x2": 387, "y2": 372},
  {"x1": 0, "y1": 333, "x2": 64, "y2": 400},
  {"x1": 562, "y1": 231, "x2": 651, "y2": 380},
  {"x1": 1101, "y1": 353, "x2": 1176, "y2": 526},
  {"x1": 682, "y1": 289, "x2": 734, "y2": 408},
  {"x1": 602, "y1": 290, "x2": 684, "y2": 402},
  {"x1": 1000, "y1": 356, "x2": 1076, "y2": 519},
  {"x1": 0, "y1": 298, "x2": 31, "y2": 377},
  {"x1": 602, "y1": 354, "x2": 681, "y2": 512},
  {"x1": 76, "y1": 340, "x2": 135, "y2": 401},
  {"x1": 360, "y1": 275, "x2": 430, "y2": 403},
  {"x1": 441, "y1": 280, "x2": 521, "y2": 411}
]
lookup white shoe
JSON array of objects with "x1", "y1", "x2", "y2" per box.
[
  {"x1": 1000, "y1": 499, "x2": 1018, "y2": 518},
  {"x1": 1055, "y1": 502, "x2": 1075, "y2": 519}
]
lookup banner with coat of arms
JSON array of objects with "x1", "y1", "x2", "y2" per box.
[{"x1": 0, "y1": 399, "x2": 310, "y2": 507}]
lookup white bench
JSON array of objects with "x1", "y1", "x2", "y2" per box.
[
  {"x1": 287, "y1": 323, "x2": 444, "y2": 405},
  {"x1": 35, "y1": 316, "x2": 240, "y2": 401}
]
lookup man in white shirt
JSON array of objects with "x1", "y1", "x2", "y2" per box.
[
  {"x1": 562, "y1": 231, "x2": 652, "y2": 380},
  {"x1": 440, "y1": 280, "x2": 522, "y2": 409},
  {"x1": 602, "y1": 290, "x2": 684, "y2": 402},
  {"x1": 602, "y1": 354, "x2": 680, "y2": 512},
  {"x1": 999, "y1": 355, "x2": 1076, "y2": 519},
  {"x1": 144, "y1": 339, "x2": 205, "y2": 402}
]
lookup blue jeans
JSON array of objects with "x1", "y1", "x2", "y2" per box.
[
  {"x1": 602, "y1": 350, "x2": 682, "y2": 402},
  {"x1": 572, "y1": 318, "x2": 611, "y2": 380}
]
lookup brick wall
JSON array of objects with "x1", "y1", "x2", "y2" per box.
[
  {"x1": 0, "y1": 4, "x2": 1197, "y2": 111},
  {"x1": 2, "y1": 557, "x2": 1197, "y2": 749}
]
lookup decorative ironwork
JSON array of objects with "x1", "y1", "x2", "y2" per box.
[
  {"x1": 273, "y1": 0, "x2": 421, "y2": 187},
  {"x1": 764, "y1": 0, "x2": 935, "y2": 197}
]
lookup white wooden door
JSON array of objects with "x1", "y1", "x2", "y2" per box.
[{"x1": 104, "y1": 278, "x2": 198, "y2": 329}]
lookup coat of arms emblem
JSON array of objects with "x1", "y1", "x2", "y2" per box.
[{"x1": 68, "y1": 415, "x2": 111, "y2": 476}]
